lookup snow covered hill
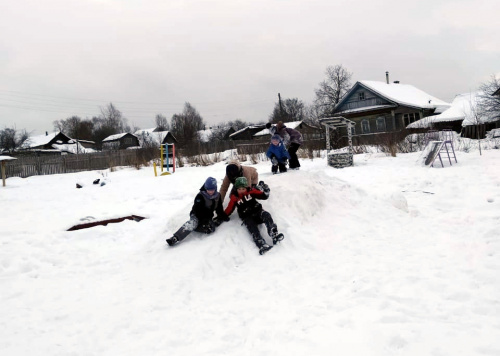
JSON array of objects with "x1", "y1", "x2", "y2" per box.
[{"x1": 1, "y1": 150, "x2": 500, "y2": 355}]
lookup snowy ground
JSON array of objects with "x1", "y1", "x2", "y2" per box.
[{"x1": 1, "y1": 149, "x2": 500, "y2": 355}]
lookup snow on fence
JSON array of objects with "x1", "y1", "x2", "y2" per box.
[{"x1": 4, "y1": 149, "x2": 157, "y2": 178}]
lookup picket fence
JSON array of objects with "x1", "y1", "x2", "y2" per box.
[{"x1": 4, "y1": 149, "x2": 155, "y2": 179}]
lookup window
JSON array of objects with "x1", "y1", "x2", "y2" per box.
[
  {"x1": 358, "y1": 92, "x2": 365, "y2": 101},
  {"x1": 403, "y1": 113, "x2": 420, "y2": 126},
  {"x1": 376, "y1": 117, "x2": 386, "y2": 132},
  {"x1": 361, "y1": 119, "x2": 370, "y2": 134}
]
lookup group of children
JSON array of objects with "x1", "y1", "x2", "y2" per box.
[
  {"x1": 167, "y1": 161, "x2": 284, "y2": 255},
  {"x1": 265, "y1": 121, "x2": 303, "y2": 174},
  {"x1": 166, "y1": 122, "x2": 301, "y2": 255}
]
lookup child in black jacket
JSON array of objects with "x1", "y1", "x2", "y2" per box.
[
  {"x1": 167, "y1": 177, "x2": 229, "y2": 246},
  {"x1": 224, "y1": 177, "x2": 284, "y2": 255}
]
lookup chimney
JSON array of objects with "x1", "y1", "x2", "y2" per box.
[
  {"x1": 46, "y1": 131, "x2": 48, "y2": 136},
  {"x1": 385, "y1": 71, "x2": 389, "y2": 84}
]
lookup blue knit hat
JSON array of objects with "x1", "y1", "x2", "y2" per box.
[
  {"x1": 204, "y1": 177, "x2": 217, "y2": 191},
  {"x1": 271, "y1": 134, "x2": 281, "y2": 142}
]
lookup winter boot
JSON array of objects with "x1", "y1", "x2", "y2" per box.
[
  {"x1": 272, "y1": 233, "x2": 284, "y2": 244},
  {"x1": 268, "y1": 225, "x2": 284, "y2": 244},
  {"x1": 166, "y1": 236, "x2": 178, "y2": 246},
  {"x1": 259, "y1": 244, "x2": 273, "y2": 255}
]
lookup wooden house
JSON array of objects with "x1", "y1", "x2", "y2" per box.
[
  {"x1": 196, "y1": 126, "x2": 235, "y2": 143},
  {"x1": 229, "y1": 124, "x2": 267, "y2": 141},
  {"x1": 76, "y1": 140, "x2": 96, "y2": 150},
  {"x1": 22, "y1": 132, "x2": 74, "y2": 150},
  {"x1": 102, "y1": 133, "x2": 140, "y2": 150},
  {"x1": 409, "y1": 92, "x2": 500, "y2": 139},
  {"x1": 19, "y1": 131, "x2": 88, "y2": 154},
  {"x1": 331, "y1": 80, "x2": 450, "y2": 145},
  {"x1": 134, "y1": 128, "x2": 177, "y2": 147}
]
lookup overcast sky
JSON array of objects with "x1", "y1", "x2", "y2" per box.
[{"x1": 1, "y1": 0, "x2": 499, "y2": 135}]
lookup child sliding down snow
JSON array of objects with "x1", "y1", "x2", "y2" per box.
[
  {"x1": 166, "y1": 177, "x2": 229, "y2": 246},
  {"x1": 266, "y1": 134, "x2": 290, "y2": 174},
  {"x1": 224, "y1": 177, "x2": 284, "y2": 255}
]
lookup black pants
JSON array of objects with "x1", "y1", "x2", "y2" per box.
[
  {"x1": 173, "y1": 214, "x2": 215, "y2": 242},
  {"x1": 288, "y1": 143, "x2": 301, "y2": 169},
  {"x1": 242, "y1": 210, "x2": 277, "y2": 248},
  {"x1": 272, "y1": 161, "x2": 287, "y2": 174}
]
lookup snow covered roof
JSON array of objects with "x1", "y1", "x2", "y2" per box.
[
  {"x1": 0, "y1": 155, "x2": 17, "y2": 161},
  {"x1": 52, "y1": 142, "x2": 89, "y2": 154},
  {"x1": 358, "y1": 81, "x2": 451, "y2": 111},
  {"x1": 102, "y1": 133, "x2": 135, "y2": 142},
  {"x1": 229, "y1": 125, "x2": 265, "y2": 138},
  {"x1": 407, "y1": 92, "x2": 495, "y2": 128},
  {"x1": 253, "y1": 121, "x2": 303, "y2": 137},
  {"x1": 22, "y1": 132, "x2": 70, "y2": 149},
  {"x1": 135, "y1": 129, "x2": 169, "y2": 143},
  {"x1": 335, "y1": 105, "x2": 396, "y2": 115},
  {"x1": 197, "y1": 129, "x2": 213, "y2": 143}
]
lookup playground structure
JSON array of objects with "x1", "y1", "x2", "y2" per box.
[
  {"x1": 423, "y1": 129, "x2": 458, "y2": 168},
  {"x1": 154, "y1": 143, "x2": 176, "y2": 176},
  {"x1": 319, "y1": 117, "x2": 355, "y2": 168}
]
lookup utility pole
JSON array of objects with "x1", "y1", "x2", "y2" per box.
[{"x1": 278, "y1": 93, "x2": 285, "y2": 121}]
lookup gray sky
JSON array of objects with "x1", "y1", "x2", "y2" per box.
[{"x1": 1, "y1": 0, "x2": 499, "y2": 135}]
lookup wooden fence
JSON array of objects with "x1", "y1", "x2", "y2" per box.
[{"x1": 4, "y1": 149, "x2": 157, "y2": 179}]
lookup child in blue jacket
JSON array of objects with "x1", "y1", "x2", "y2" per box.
[{"x1": 266, "y1": 134, "x2": 290, "y2": 174}]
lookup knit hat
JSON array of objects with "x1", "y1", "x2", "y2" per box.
[
  {"x1": 276, "y1": 121, "x2": 284, "y2": 129},
  {"x1": 234, "y1": 176, "x2": 248, "y2": 189},
  {"x1": 265, "y1": 122, "x2": 272, "y2": 129},
  {"x1": 204, "y1": 177, "x2": 217, "y2": 191},
  {"x1": 271, "y1": 134, "x2": 281, "y2": 142},
  {"x1": 226, "y1": 164, "x2": 240, "y2": 181}
]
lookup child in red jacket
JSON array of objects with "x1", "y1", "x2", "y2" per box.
[{"x1": 224, "y1": 177, "x2": 284, "y2": 255}]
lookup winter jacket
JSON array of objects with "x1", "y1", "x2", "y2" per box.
[
  {"x1": 219, "y1": 160, "x2": 259, "y2": 203},
  {"x1": 266, "y1": 139, "x2": 290, "y2": 163},
  {"x1": 191, "y1": 185, "x2": 227, "y2": 225},
  {"x1": 270, "y1": 125, "x2": 303, "y2": 146},
  {"x1": 224, "y1": 187, "x2": 269, "y2": 220}
]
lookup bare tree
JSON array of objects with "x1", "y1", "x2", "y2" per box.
[
  {"x1": 478, "y1": 75, "x2": 500, "y2": 120},
  {"x1": 227, "y1": 119, "x2": 248, "y2": 131},
  {"x1": 155, "y1": 114, "x2": 169, "y2": 131},
  {"x1": 314, "y1": 64, "x2": 353, "y2": 117},
  {"x1": 304, "y1": 103, "x2": 324, "y2": 127},
  {"x1": 170, "y1": 102, "x2": 205, "y2": 151},
  {"x1": 0, "y1": 127, "x2": 30, "y2": 153},
  {"x1": 53, "y1": 116, "x2": 94, "y2": 140},
  {"x1": 269, "y1": 98, "x2": 306, "y2": 123},
  {"x1": 99, "y1": 103, "x2": 130, "y2": 133},
  {"x1": 91, "y1": 103, "x2": 131, "y2": 147}
]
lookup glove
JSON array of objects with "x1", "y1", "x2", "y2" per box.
[
  {"x1": 213, "y1": 218, "x2": 222, "y2": 227},
  {"x1": 213, "y1": 215, "x2": 229, "y2": 227},
  {"x1": 257, "y1": 181, "x2": 270, "y2": 194},
  {"x1": 202, "y1": 221, "x2": 216, "y2": 234},
  {"x1": 271, "y1": 157, "x2": 278, "y2": 166}
]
